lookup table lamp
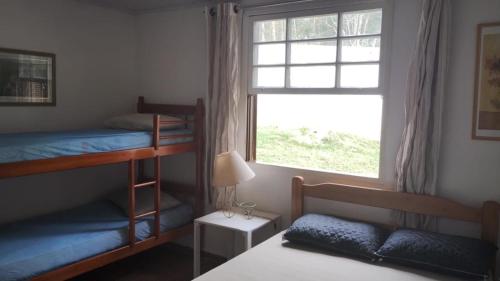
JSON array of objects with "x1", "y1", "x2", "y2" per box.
[{"x1": 213, "y1": 151, "x2": 256, "y2": 218}]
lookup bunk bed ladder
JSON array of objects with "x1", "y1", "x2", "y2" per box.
[{"x1": 128, "y1": 155, "x2": 161, "y2": 247}]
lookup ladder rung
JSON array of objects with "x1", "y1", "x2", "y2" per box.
[
  {"x1": 159, "y1": 134, "x2": 192, "y2": 140},
  {"x1": 134, "y1": 180, "x2": 157, "y2": 188},
  {"x1": 160, "y1": 120, "x2": 193, "y2": 125},
  {"x1": 135, "y1": 210, "x2": 157, "y2": 219}
]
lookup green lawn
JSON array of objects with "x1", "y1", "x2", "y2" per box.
[{"x1": 256, "y1": 126, "x2": 380, "y2": 177}]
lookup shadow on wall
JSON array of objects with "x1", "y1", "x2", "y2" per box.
[{"x1": 0, "y1": 163, "x2": 128, "y2": 225}]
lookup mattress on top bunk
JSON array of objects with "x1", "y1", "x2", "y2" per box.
[
  {"x1": 0, "y1": 128, "x2": 193, "y2": 164},
  {"x1": 0, "y1": 200, "x2": 193, "y2": 281}
]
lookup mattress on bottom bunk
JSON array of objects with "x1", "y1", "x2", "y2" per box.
[
  {"x1": 0, "y1": 200, "x2": 193, "y2": 281},
  {"x1": 0, "y1": 128, "x2": 194, "y2": 164}
]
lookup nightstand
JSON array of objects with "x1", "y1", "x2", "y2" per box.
[{"x1": 193, "y1": 209, "x2": 281, "y2": 277}]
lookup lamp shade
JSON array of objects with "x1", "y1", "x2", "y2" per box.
[{"x1": 212, "y1": 151, "x2": 255, "y2": 187}]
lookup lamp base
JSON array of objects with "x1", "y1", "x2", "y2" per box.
[
  {"x1": 222, "y1": 186, "x2": 235, "y2": 218},
  {"x1": 222, "y1": 206, "x2": 235, "y2": 218}
]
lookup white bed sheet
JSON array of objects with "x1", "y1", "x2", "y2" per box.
[{"x1": 195, "y1": 232, "x2": 468, "y2": 281}]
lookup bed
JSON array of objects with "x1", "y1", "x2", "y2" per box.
[
  {"x1": 0, "y1": 96, "x2": 205, "y2": 280},
  {"x1": 195, "y1": 176, "x2": 498, "y2": 281},
  {"x1": 0, "y1": 128, "x2": 193, "y2": 164},
  {"x1": 195, "y1": 231, "x2": 469, "y2": 281},
  {"x1": 0, "y1": 200, "x2": 193, "y2": 281},
  {"x1": 0, "y1": 96, "x2": 205, "y2": 180}
]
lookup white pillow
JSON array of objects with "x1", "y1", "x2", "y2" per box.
[
  {"x1": 104, "y1": 113, "x2": 184, "y2": 131},
  {"x1": 108, "y1": 188, "x2": 182, "y2": 217}
]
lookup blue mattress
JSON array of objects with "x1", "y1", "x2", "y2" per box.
[
  {"x1": 0, "y1": 129, "x2": 193, "y2": 164},
  {"x1": 0, "y1": 201, "x2": 193, "y2": 281}
]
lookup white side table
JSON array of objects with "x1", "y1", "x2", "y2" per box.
[{"x1": 193, "y1": 209, "x2": 281, "y2": 278}]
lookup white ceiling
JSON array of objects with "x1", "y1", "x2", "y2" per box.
[{"x1": 78, "y1": 0, "x2": 210, "y2": 14}]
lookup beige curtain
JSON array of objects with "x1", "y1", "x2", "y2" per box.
[
  {"x1": 205, "y1": 2, "x2": 242, "y2": 206},
  {"x1": 395, "y1": 0, "x2": 451, "y2": 229}
]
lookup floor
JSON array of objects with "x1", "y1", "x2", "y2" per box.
[{"x1": 71, "y1": 243, "x2": 225, "y2": 281}]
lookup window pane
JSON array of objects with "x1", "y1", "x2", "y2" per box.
[
  {"x1": 256, "y1": 94, "x2": 382, "y2": 177},
  {"x1": 341, "y1": 9, "x2": 382, "y2": 36},
  {"x1": 340, "y1": 64, "x2": 379, "y2": 88},
  {"x1": 341, "y1": 37, "x2": 380, "y2": 62},
  {"x1": 289, "y1": 14, "x2": 338, "y2": 40},
  {"x1": 253, "y1": 67, "x2": 285, "y2": 88},
  {"x1": 290, "y1": 66, "x2": 335, "y2": 88},
  {"x1": 253, "y1": 43, "x2": 285, "y2": 65},
  {"x1": 290, "y1": 40, "x2": 337, "y2": 64},
  {"x1": 254, "y1": 19, "x2": 286, "y2": 42}
]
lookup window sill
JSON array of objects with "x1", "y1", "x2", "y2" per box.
[{"x1": 247, "y1": 161, "x2": 393, "y2": 190}]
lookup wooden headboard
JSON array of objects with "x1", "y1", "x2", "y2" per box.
[
  {"x1": 137, "y1": 96, "x2": 204, "y2": 116},
  {"x1": 291, "y1": 176, "x2": 499, "y2": 246}
]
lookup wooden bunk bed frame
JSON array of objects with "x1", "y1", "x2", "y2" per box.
[
  {"x1": 0, "y1": 96, "x2": 205, "y2": 281},
  {"x1": 291, "y1": 176, "x2": 500, "y2": 278}
]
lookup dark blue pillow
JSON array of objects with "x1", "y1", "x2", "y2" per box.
[
  {"x1": 283, "y1": 213, "x2": 388, "y2": 260},
  {"x1": 376, "y1": 229, "x2": 497, "y2": 280}
]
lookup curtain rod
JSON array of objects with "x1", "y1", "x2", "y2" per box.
[
  {"x1": 209, "y1": 0, "x2": 316, "y2": 15},
  {"x1": 240, "y1": 0, "x2": 316, "y2": 10}
]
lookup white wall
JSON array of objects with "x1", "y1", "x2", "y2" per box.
[
  {"x1": 438, "y1": 0, "x2": 500, "y2": 204},
  {"x1": 436, "y1": 0, "x2": 500, "y2": 239},
  {"x1": 137, "y1": 7, "x2": 207, "y2": 105},
  {"x1": 134, "y1": 0, "x2": 500, "y2": 258},
  {"x1": 0, "y1": 0, "x2": 137, "y2": 224}
]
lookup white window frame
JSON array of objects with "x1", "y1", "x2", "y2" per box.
[
  {"x1": 244, "y1": 0, "x2": 393, "y2": 96},
  {"x1": 241, "y1": 0, "x2": 394, "y2": 181}
]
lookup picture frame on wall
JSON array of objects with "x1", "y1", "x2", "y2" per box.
[
  {"x1": 472, "y1": 22, "x2": 500, "y2": 140},
  {"x1": 0, "y1": 47, "x2": 55, "y2": 106}
]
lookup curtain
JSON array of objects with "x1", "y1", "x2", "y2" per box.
[
  {"x1": 205, "y1": 2, "x2": 242, "y2": 207},
  {"x1": 395, "y1": 0, "x2": 451, "y2": 229}
]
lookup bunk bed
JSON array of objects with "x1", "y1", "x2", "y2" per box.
[{"x1": 0, "y1": 96, "x2": 205, "y2": 281}]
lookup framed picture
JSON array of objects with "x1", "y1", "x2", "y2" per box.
[
  {"x1": 0, "y1": 48, "x2": 55, "y2": 106},
  {"x1": 473, "y1": 22, "x2": 500, "y2": 140}
]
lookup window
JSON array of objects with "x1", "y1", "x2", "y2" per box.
[
  {"x1": 251, "y1": 9, "x2": 382, "y2": 90},
  {"x1": 247, "y1": 6, "x2": 387, "y2": 178}
]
